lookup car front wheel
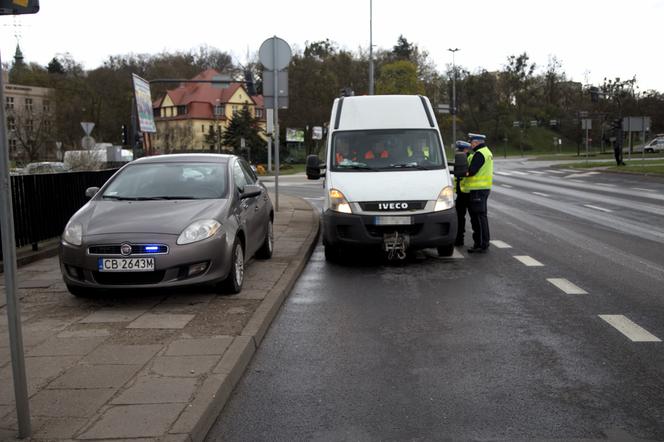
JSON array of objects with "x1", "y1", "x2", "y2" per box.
[{"x1": 222, "y1": 238, "x2": 244, "y2": 294}]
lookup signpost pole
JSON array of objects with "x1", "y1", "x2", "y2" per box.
[
  {"x1": 267, "y1": 135, "x2": 272, "y2": 173},
  {"x1": 273, "y1": 36, "x2": 280, "y2": 211},
  {"x1": 0, "y1": 48, "x2": 31, "y2": 439}
]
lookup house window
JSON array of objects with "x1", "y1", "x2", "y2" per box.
[
  {"x1": 177, "y1": 105, "x2": 186, "y2": 116},
  {"x1": 27, "y1": 119, "x2": 34, "y2": 132},
  {"x1": 153, "y1": 108, "x2": 160, "y2": 118},
  {"x1": 8, "y1": 139, "x2": 17, "y2": 151},
  {"x1": 7, "y1": 117, "x2": 15, "y2": 131},
  {"x1": 44, "y1": 120, "x2": 51, "y2": 131},
  {"x1": 25, "y1": 98, "x2": 33, "y2": 111},
  {"x1": 5, "y1": 96, "x2": 14, "y2": 110},
  {"x1": 232, "y1": 105, "x2": 238, "y2": 114},
  {"x1": 214, "y1": 104, "x2": 224, "y2": 116},
  {"x1": 43, "y1": 100, "x2": 50, "y2": 112},
  {"x1": 255, "y1": 109, "x2": 263, "y2": 118}
]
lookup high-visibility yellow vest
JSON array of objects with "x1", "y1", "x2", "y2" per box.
[
  {"x1": 464, "y1": 147, "x2": 493, "y2": 190},
  {"x1": 458, "y1": 152, "x2": 474, "y2": 193}
]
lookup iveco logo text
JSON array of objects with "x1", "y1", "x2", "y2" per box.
[{"x1": 378, "y1": 202, "x2": 409, "y2": 210}]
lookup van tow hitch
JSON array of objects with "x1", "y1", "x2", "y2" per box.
[{"x1": 383, "y1": 232, "x2": 409, "y2": 260}]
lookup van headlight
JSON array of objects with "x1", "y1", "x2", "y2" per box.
[
  {"x1": 434, "y1": 186, "x2": 455, "y2": 211},
  {"x1": 63, "y1": 221, "x2": 83, "y2": 246},
  {"x1": 177, "y1": 219, "x2": 222, "y2": 245},
  {"x1": 329, "y1": 189, "x2": 352, "y2": 214}
]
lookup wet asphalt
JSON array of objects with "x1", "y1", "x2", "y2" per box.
[{"x1": 206, "y1": 163, "x2": 664, "y2": 441}]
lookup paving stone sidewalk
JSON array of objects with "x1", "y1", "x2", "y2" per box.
[{"x1": 0, "y1": 194, "x2": 319, "y2": 441}]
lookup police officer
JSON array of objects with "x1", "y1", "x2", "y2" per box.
[
  {"x1": 464, "y1": 133, "x2": 493, "y2": 253},
  {"x1": 454, "y1": 140, "x2": 472, "y2": 246}
]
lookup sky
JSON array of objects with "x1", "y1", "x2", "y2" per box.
[{"x1": 1, "y1": 0, "x2": 663, "y2": 92}]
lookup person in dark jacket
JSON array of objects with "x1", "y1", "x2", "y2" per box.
[
  {"x1": 465, "y1": 133, "x2": 494, "y2": 253},
  {"x1": 454, "y1": 140, "x2": 472, "y2": 246}
]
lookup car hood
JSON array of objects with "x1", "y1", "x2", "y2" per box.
[
  {"x1": 329, "y1": 169, "x2": 451, "y2": 202},
  {"x1": 79, "y1": 199, "x2": 229, "y2": 236}
]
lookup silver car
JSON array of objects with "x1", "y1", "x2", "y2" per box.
[{"x1": 59, "y1": 154, "x2": 273, "y2": 296}]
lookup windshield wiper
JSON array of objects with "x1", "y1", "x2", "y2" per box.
[
  {"x1": 383, "y1": 163, "x2": 434, "y2": 170},
  {"x1": 336, "y1": 164, "x2": 377, "y2": 171}
]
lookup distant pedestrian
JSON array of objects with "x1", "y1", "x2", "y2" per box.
[
  {"x1": 454, "y1": 140, "x2": 472, "y2": 247},
  {"x1": 465, "y1": 133, "x2": 493, "y2": 253}
]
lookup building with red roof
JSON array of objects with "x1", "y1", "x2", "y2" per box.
[{"x1": 152, "y1": 69, "x2": 266, "y2": 152}]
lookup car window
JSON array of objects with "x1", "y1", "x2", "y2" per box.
[
  {"x1": 238, "y1": 159, "x2": 257, "y2": 184},
  {"x1": 102, "y1": 162, "x2": 228, "y2": 199},
  {"x1": 233, "y1": 162, "x2": 249, "y2": 191}
]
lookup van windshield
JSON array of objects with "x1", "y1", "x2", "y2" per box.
[{"x1": 331, "y1": 129, "x2": 445, "y2": 171}]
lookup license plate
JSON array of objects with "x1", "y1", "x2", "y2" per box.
[
  {"x1": 374, "y1": 216, "x2": 413, "y2": 225},
  {"x1": 98, "y1": 257, "x2": 155, "y2": 272}
]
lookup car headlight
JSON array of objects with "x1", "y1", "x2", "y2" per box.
[
  {"x1": 434, "y1": 186, "x2": 455, "y2": 211},
  {"x1": 177, "y1": 219, "x2": 222, "y2": 245},
  {"x1": 329, "y1": 188, "x2": 352, "y2": 214},
  {"x1": 63, "y1": 221, "x2": 83, "y2": 246}
]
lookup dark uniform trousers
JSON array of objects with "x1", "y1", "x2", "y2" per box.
[
  {"x1": 469, "y1": 189, "x2": 491, "y2": 249},
  {"x1": 455, "y1": 192, "x2": 469, "y2": 244}
]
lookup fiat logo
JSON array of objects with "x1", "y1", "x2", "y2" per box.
[{"x1": 120, "y1": 243, "x2": 132, "y2": 256}]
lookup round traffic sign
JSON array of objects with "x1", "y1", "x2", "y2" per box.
[{"x1": 259, "y1": 36, "x2": 292, "y2": 71}]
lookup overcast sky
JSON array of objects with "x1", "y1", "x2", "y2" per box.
[{"x1": 2, "y1": 0, "x2": 663, "y2": 92}]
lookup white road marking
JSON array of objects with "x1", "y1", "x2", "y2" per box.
[
  {"x1": 495, "y1": 171, "x2": 513, "y2": 176},
  {"x1": 511, "y1": 171, "x2": 529, "y2": 175},
  {"x1": 599, "y1": 315, "x2": 661, "y2": 342},
  {"x1": 546, "y1": 278, "x2": 587, "y2": 294},
  {"x1": 501, "y1": 184, "x2": 513, "y2": 188},
  {"x1": 490, "y1": 240, "x2": 512, "y2": 249},
  {"x1": 572, "y1": 171, "x2": 600, "y2": 177},
  {"x1": 529, "y1": 170, "x2": 545, "y2": 174},
  {"x1": 547, "y1": 169, "x2": 565, "y2": 174},
  {"x1": 595, "y1": 183, "x2": 616, "y2": 187},
  {"x1": 584, "y1": 204, "x2": 613, "y2": 213},
  {"x1": 532, "y1": 192, "x2": 550, "y2": 197},
  {"x1": 513, "y1": 255, "x2": 544, "y2": 267},
  {"x1": 452, "y1": 248, "x2": 464, "y2": 259},
  {"x1": 567, "y1": 179, "x2": 583, "y2": 183},
  {"x1": 632, "y1": 187, "x2": 655, "y2": 192}
]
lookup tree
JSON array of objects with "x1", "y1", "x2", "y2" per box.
[
  {"x1": 9, "y1": 95, "x2": 56, "y2": 162},
  {"x1": 376, "y1": 60, "x2": 424, "y2": 95},
  {"x1": 392, "y1": 35, "x2": 415, "y2": 61},
  {"x1": 204, "y1": 124, "x2": 223, "y2": 152},
  {"x1": 47, "y1": 57, "x2": 65, "y2": 74},
  {"x1": 222, "y1": 106, "x2": 265, "y2": 162}
]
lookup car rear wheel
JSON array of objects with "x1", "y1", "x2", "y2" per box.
[
  {"x1": 437, "y1": 244, "x2": 455, "y2": 257},
  {"x1": 255, "y1": 219, "x2": 273, "y2": 259},
  {"x1": 222, "y1": 238, "x2": 244, "y2": 294}
]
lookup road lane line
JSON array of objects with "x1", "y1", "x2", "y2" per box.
[
  {"x1": 490, "y1": 240, "x2": 512, "y2": 248},
  {"x1": 632, "y1": 187, "x2": 655, "y2": 192},
  {"x1": 547, "y1": 170, "x2": 565, "y2": 174},
  {"x1": 511, "y1": 171, "x2": 529, "y2": 175},
  {"x1": 513, "y1": 255, "x2": 544, "y2": 267},
  {"x1": 495, "y1": 171, "x2": 513, "y2": 176},
  {"x1": 599, "y1": 315, "x2": 661, "y2": 342},
  {"x1": 529, "y1": 170, "x2": 544, "y2": 174},
  {"x1": 595, "y1": 183, "x2": 616, "y2": 187},
  {"x1": 546, "y1": 278, "x2": 587, "y2": 294},
  {"x1": 584, "y1": 204, "x2": 613, "y2": 213},
  {"x1": 501, "y1": 184, "x2": 513, "y2": 188},
  {"x1": 532, "y1": 192, "x2": 550, "y2": 197}
]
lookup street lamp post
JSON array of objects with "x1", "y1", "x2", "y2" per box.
[
  {"x1": 448, "y1": 48, "x2": 460, "y2": 143},
  {"x1": 369, "y1": 0, "x2": 374, "y2": 95}
]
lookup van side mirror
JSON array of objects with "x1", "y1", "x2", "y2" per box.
[
  {"x1": 306, "y1": 154, "x2": 323, "y2": 180},
  {"x1": 85, "y1": 187, "x2": 99, "y2": 198},
  {"x1": 452, "y1": 152, "x2": 468, "y2": 178}
]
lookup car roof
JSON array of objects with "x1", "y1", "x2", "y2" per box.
[{"x1": 131, "y1": 154, "x2": 234, "y2": 164}]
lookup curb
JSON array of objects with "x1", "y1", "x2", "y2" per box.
[
  {"x1": 181, "y1": 203, "x2": 320, "y2": 442},
  {"x1": 0, "y1": 239, "x2": 60, "y2": 273}
]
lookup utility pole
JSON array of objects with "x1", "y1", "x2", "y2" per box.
[
  {"x1": 368, "y1": 0, "x2": 374, "y2": 95},
  {"x1": 448, "y1": 48, "x2": 460, "y2": 142}
]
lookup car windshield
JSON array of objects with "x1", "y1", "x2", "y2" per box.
[
  {"x1": 101, "y1": 162, "x2": 228, "y2": 200},
  {"x1": 331, "y1": 129, "x2": 445, "y2": 171}
]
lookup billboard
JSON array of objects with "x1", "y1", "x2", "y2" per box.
[
  {"x1": 132, "y1": 74, "x2": 156, "y2": 133},
  {"x1": 0, "y1": 0, "x2": 39, "y2": 15},
  {"x1": 286, "y1": 128, "x2": 304, "y2": 143}
]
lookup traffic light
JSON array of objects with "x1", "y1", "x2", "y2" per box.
[{"x1": 121, "y1": 125, "x2": 128, "y2": 145}]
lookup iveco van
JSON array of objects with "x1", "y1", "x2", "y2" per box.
[{"x1": 306, "y1": 95, "x2": 466, "y2": 261}]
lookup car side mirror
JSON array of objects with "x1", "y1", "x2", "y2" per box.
[
  {"x1": 306, "y1": 154, "x2": 323, "y2": 180},
  {"x1": 240, "y1": 184, "x2": 262, "y2": 199},
  {"x1": 452, "y1": 152, "x2": 468, "y2": 178},
  {"x1": 85, "y1": 187, "x2": 99, "y2": 198}
]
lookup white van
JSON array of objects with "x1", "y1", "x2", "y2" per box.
[{"x1": 306, "y1": 95, "x2": 466, "y2": 261}]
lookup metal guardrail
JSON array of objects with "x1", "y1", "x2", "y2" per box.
[{"x1": 1, "y1": 169, "x2": 118, "y2": 259}]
